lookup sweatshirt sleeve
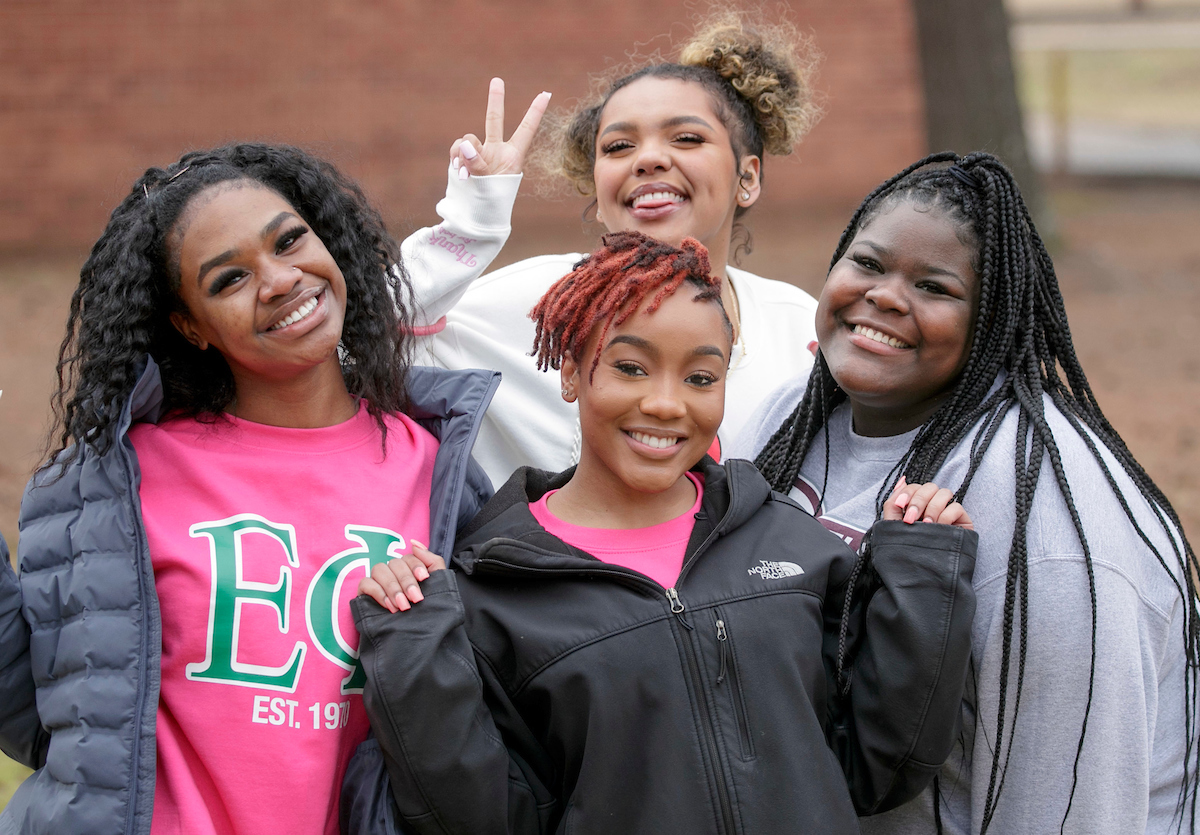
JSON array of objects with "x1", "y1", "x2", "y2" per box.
[
  {"x1": 351, "y1": 570, "x2": 559, "y2": 835},
  {"x1": 824, "y1": 519, "x2": 978, "y2": 815},
  {"x1": 0, "y1": 534, "x2": 47, "y2": 769},
  {"x1": 960, "y1": 557, "x2": 1192, "y2": 834},
  {"x1": 400, "y1": 168, "x2": 523, "y2": 328}
]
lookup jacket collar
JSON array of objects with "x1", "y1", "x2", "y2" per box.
[{"x1": 454, "y1": 456, "x2": 772, "y2": 573}]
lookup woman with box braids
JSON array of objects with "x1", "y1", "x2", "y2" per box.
[{"x1": 742, "y1": 151, "x2": 1199, "y2": 833}]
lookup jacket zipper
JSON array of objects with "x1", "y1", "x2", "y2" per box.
[
  {"x1": 714, "y1": 613, "x2": 754, "y2": 760},
  {"x1": 716, "y1": 619, "x2": 728, "y2": 683},
  {"x1": 122, "y1": 438, "x2": 152, "y2": 835},
  {"x1": 476, "y1": 502, "x2": 743, "y2": 833},
  {"x1": 665, "y1": 513, "x2": 741, "y2": 832},
  {"x1": 670, "y1": 592, "x2": 737, "y2": 835}
]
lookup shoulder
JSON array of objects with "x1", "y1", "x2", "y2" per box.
[
  {"x1": 382, "y1": 410, "x2": 438, "y2": 443},
  {"x1": 726, "y1": 266, "x2": 819, "y2": 312},
  {"x1": 127, "y1": 412, "x2": 203, "y2": 444},
  {"x1": 726, "y1": 372, "x2": 811, "y2": 460},
  {"x1": 963, "y1": 395, "x2": 1187, "y2": 609},
  {"x1": 448, "y1": 253, "x2": 584, "y2": 318},
  {"x1": 473, "y1": 253, "x2": 584, "y2": 291}
]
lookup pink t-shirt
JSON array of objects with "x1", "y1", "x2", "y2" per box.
[
  {"x1": 529, "y1": 473, "x2": 703, "y2": 588},
  {"x1": 130, "y1": 404, "x2": 437, "y2": 835}
]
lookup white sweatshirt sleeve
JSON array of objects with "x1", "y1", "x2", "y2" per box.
[{"x1": 398, "y1": 167, "x2": 523, "y2": 328}]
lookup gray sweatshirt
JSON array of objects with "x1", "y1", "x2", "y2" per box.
[{"x1": 730, "y1": 375, "x2": 1194, "y2": 834}]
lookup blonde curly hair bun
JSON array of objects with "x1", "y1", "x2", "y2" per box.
[
  {"x1": 535, "y1": 5, "x2": 821, "y2": 201},
  {"x1": 678, "y1": 9, "x2": 821, "y2": 157}
]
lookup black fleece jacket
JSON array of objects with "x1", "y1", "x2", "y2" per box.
[{"x1": 352, "y1": 458, "x2": 977, "y2": 835}]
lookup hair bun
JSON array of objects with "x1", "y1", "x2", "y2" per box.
[{"x1": 678, "y1": 9, "x2": 821, "y2": 156}]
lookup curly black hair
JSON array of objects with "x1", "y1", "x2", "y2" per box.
[
  {"x1": 755, "y1": 151, "x2": 1200, "y2": 833},
  {"x1": 47, "y1": 142, "x2": 415, "y2": 467}
]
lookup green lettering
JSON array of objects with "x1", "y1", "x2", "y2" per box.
[
  {"x1": 186, "y1": 514, "x2": 305, "y2": 692},
  {"x1": 306, "y1": 526, "x2": 406, "y2": 693}
]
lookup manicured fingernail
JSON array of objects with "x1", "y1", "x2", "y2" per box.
[
  {"x1": 415, "y1": 566, "x2": 429, "y2": 581},
  {"x1": 408, "y1": 586, "x2": 424, "y2": 603},
  {"x1": 459, "y1": 166, "x2": 470, "y2": 180},
  {"x1": 396, "y1": 595, "x2": 409, "y2": 610},
  {"x1": 542, "y1": 91, "x2": 552, "y2": 99},
  {"x1": 898, "y1": 476, "x2": 907, "y2": 487},
  {"x1": 412, "y1": 540, "x2": 426, "y2": 551},
  {"x1": 452, "y1": 156, "x2": 461, "y2": 169},
  {"x1": 895, "y1": 492, "x2": 910, "y2": 509},
  {"x1": 460, "y1": 142, "x2": 477, "y2": 160},
  {"x1": 904, "y1": 507, "x2": 920, "y2": 524},
  {"x1": 924, "y1": 517, "x2": 934, "y2": 524}
]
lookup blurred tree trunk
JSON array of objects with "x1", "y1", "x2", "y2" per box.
[{"x1": 911, "y1": 0, "x2": 1048, "y2": 225}]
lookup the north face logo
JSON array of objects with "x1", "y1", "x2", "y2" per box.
[{"x1": 748, "y1": 560, "x2": 804, "y2": 579}]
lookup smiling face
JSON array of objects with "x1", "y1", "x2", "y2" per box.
[
  {"x1": 170, "y1": 182, "x2": 348, "y2": 389},
  {"x1": 592, "y1": 77, "x2": 760, "y2": 273},
  {"x1": 562, "y1": 287, "x2": 731, "y2": 501},
  {"x1": 817, "y1": 199, "x2": 980, "y2": 437}
]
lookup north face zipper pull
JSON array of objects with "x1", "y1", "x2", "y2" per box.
[
  {"x1": 716, "y1": 619, "x2": 729, "y2": 684},
  {"x1": 665, "y1": 587, "x2": 692, "y2": 629},
  {"x1": 666, "y1": 587, "x2": 684, "y2": 613}
]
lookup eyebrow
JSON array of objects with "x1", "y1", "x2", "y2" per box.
[
  {"x1": 598, "y1": 114, "x2": 716, "y2": 139},
  {"x1": 606, "y1": 334, "x2": 727, "y2": 362},
  {"x1": 855, "y1": 239, "x2": 969, "y2": 285},
  {"x1": 195, "y1": 211, "x2": 298, "y2": 285}
]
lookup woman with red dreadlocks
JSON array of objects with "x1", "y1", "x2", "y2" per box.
[{"x1": 349, "y1": 231, "x2": 979, "y2": 835}]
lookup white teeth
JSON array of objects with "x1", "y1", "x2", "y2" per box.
[
  {"x1": 269, "y1": 296, "x2": 319, "y2": 331},
  {"x1": 853, "y1": 324, "x2": 911, "y2": 349},
  {"x1": 630, "y1": 431, "x2": 680, "y2": 449},
  {"x1": 631, "y1": 191, "x2": 684, "y2": 209}
]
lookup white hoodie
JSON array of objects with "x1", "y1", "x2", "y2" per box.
[{"x1": 399, "y1": 168, "x2": 819, "y2": 487}]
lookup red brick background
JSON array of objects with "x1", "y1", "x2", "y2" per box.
[{"x1": 0, "y1": 0, "x2": 925, "y2": 256}]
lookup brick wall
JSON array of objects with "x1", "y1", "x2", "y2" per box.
[{"x1": 0, "y1": 0, "x2": 925, "y2": 253}]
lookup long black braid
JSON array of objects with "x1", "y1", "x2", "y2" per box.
[
  {"x1": 755, "y1": 151, "x2": 1200, "y2": 832},
  {"x1": 47, "y1": 142, "x2": 416, "y2": 469}
]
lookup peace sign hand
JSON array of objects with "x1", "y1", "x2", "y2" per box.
[{"x1": 451, "y1": 77, "x2": 551, "y2": 179}]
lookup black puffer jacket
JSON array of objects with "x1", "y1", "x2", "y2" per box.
[{"x1": 352, "y1": 458, "x2": 977, "y2": 835}]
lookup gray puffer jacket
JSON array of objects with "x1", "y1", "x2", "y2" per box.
[{"x1": 0, "y1": 358, "x2": 498, "y2": 835}]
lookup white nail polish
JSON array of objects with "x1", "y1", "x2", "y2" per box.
[
  {"x1": 452, "y1": 157, "x2": 461, "y2": 169},
  {"x1": 460, "y1": 142, "x2": 478, "y2": 160},
  {"x1": 459, "y1": 166, "x2": 470, "y2": 180}
]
